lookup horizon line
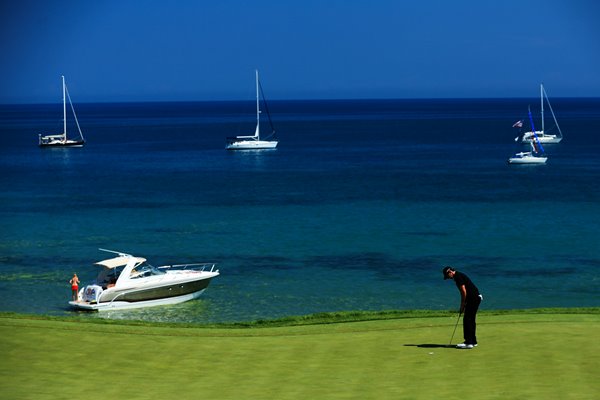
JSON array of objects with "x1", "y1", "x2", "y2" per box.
[{"x1": 3, "y1": 95, "x2": 600, "y2": 106}]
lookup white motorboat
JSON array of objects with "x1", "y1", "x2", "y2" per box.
[
  {"x1": 226, "y1": 70, "x2": 278, "y2": 150},
  {"x1": 69, "y1": 249, "x2": 219, "y2": 311},
  {"x1": 519, "y1": 84, "x2": 563, "y2": 144},
  {"x1": 39, "y1": 76, "x2": 86, "y2": 148}
]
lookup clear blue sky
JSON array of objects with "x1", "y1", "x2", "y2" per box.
[{"x1": 1, "y1": 0, "x2": 599, "y2": 103}]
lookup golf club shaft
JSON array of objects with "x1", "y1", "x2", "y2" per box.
[{"x1": 449, "y1": 311, "x2": 462, "y2": 345}]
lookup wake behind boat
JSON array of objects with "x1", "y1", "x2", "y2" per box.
[
  {"x1": 69, "y1": 249, "x2": 219, "y2": 311},
  {"x1": 39, "y1": 76, "x2": 86, "y2": 148},
  {"x1": 226, "y1": 70, "x2": 278, "y2": 150},
  {"x1": 519, "y1": 83, "x2": 563, "y2": 144}
]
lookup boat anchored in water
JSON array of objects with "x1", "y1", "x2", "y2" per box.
[
  {"x1": 508, "y1": 144, "x2": 548, "y2": 164},
  {"x1": 226, "y1": 70, "x2": 278, "y2": 150},
  {"x1": 509, "y1": 106, "x2": 548, "y2": 164},
  {"x1": 519, "y1": 83, "x2": 563, "y2": 144},
  {"x1": 69, "y1": 249, "x2": 219, "y2": 311},
  {"x1": 39, "y1": 76, "x2": 86, "y2": 148}
]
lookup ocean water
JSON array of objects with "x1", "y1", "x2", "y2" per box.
[{"x1": 1, "y1": 98, "x2": 599, "y2": 323}]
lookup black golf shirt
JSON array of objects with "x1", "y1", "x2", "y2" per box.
[{"x1": 453, "y1": 271, "x2": 480, "y2": 299}]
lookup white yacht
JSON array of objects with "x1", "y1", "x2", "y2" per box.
[
  {"x1": 39, "y1": 76, "x2": 86, "y2": 147},
  {"x1": 69, "y1": 249, "x2": 219, "y2": 311},
  {"x1": 226, "y1": 70, "x2": 278, "y2": 150}
]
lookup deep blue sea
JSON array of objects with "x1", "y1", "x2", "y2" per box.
[{"x1": 1, "y1": 98, "x2": 599, "y2": 323}]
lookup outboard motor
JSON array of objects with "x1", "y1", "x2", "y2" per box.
[{"x1": 82, "y1": 284, "x2": 103, "y2": 303}]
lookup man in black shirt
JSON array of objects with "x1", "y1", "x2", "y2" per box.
[{"x1": 443, "y1": 266, "x2": 482, "y2": 349}]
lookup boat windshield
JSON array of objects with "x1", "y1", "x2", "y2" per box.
[
  {"x1": 130, "y1": 262, "x2": 166, "y2": 279},
  {"x1": 96, "y1": 267, "x2": 123, "y2": 288}
]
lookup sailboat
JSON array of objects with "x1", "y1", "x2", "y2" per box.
[
  {"x1": 38, "y1": 76, "x2": 85, "y2": 148},
  {"x1": 520, "y1": 83, "x2": 563, "y2": 144},
  {"x1": 509, "y1": 106, "x2": 547, "y2": 164},
  {"x1": 226, "y1": 70, "x2": 278, "y2": 150}
]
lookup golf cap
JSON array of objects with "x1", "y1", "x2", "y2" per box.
[{"x1": 442, "y1": 266, "x2": 452, "y2": 280}]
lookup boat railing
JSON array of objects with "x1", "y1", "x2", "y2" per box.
[
  {"x1": 107, "y1": 291, "x2": 130, "y2": 307},
  {"x1": 158, "y1": 263, "x2": 218, "y2": 272}
]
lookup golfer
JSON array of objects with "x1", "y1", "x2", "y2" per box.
[{"x1": 443, "y1": 266, "x2": 482, "y2": 349}]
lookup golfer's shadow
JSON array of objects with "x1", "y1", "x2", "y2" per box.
[{"x1": 404, "y1": 344, "x2": 455, "y2": 348}]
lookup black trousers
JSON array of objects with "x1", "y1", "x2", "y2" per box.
[{"x1": 463, "y1": 295, "x2": 482, "y2": 344}]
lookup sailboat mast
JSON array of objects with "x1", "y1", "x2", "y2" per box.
[
  {"x1": 255, "y1": 70, "x2": 260, "y2": 140},
  {"x1": 540, "y1": 83, "x2": 544, "y2": 134},
  {"x1": 528, "y1": 106, "x2": 545, "y2": 155},
  {"x1": 542, "y1": 84, "x2": 563, "y2": 139},
  {"x1": 62, "y1": 75, "x2": 67, "y2": 140}
]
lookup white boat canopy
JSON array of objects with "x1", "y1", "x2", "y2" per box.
[{"x1": 95, "y1": 256, "x2": 146, "y2": 269}]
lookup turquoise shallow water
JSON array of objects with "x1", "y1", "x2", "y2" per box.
[{"x1": 1, "y1": 99, "x2": 599, "y2": 323}]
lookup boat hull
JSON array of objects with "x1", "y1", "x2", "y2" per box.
[
  {"x1": 508, "y1": 156, "x2": 547, "y2": 164},
  {"x1": 521, "y1": 131, "x2": 562, "y2": 144},
  {"x1": 69, "y1": 289, "x2": 207, "y2": 311},
  {"x1": 521, "y1": 135, "x2": 562, "y2": 144},
  {"x1": 102, "y1": 276, "x2": 212, "y2": 302},
  {"x1": 226, "y1": 140, "x2": 278, "y2": 150},
  {"x1": 39, "y1": 139, "x2": 85, "y2": 148}
]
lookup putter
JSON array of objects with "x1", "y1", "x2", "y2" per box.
[{"x1": 449, "y1": 311, "x2": 462, "y2": 345}]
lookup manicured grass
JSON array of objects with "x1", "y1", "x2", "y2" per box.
[{"x1": 1, "y1": 309, "x2": 598, "y2": 399}]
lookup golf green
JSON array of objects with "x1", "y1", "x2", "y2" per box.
[{"x1": 1, "y1": 310, "x2": 598, "y2": 399}]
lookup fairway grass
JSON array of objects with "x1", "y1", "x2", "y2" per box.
[{"x1": 1, "y1": 310, "x2": 598, "y2": 399}]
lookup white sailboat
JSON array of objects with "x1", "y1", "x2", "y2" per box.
[
  {"x1": 508, "y1": 143, "x2": 548, "y2": 164},
  {"x1": 226, "y1": 70, "x2": 278, "y2": 150},
  {"x1": 509, "y1": 106, "x2": 547, "y2": 164},
  {"x1": 520, "y1": 83, "x2": 563, "y2": 144},
  {"x1": 39, "y1": 76, "x2": 85, "y2": 147}
]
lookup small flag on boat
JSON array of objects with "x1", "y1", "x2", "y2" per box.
[{"x1": 512, "y1": 120, "x2": 523, "y2": 128}]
